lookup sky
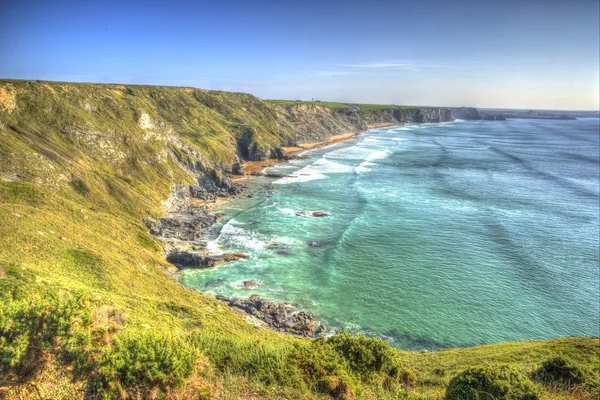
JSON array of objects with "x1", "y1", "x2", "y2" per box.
[{"x1": 1, "y1": 0, "x2": 598, "y2": 110}]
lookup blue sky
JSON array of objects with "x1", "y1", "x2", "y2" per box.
[{"x1": 1, "y1": 0, "x2": 598, "y2": 109}]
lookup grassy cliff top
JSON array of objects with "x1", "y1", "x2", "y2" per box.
[{"x1": 265, "y1": 99, "x2": 425, "y2": 110}]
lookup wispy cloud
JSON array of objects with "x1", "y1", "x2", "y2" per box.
[
  {"x1": 312, "y1": 70, "x2": 359, "y2": 77},
  {"x1": 336, "y1": 60, "x2": 423, "y2": 71}
]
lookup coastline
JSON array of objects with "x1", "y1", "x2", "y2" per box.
[
  {"x1": 170, "y1": 119, "x2": 452, "y2": 338},
  {"x1": 233, "y1": 122, "x2": 398, "y2": 179},
  {"x1": 181, "y1": 121, "x2": 400, "y2": 337}
]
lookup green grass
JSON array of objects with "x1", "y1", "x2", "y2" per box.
[
  {"x1": 1, "y1": 80, "x2": 599, "y2": 399},
  {"x1": 265, "y1": 99, "x2": 425, "y2": 110}
]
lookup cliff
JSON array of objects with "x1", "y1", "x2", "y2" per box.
[
  {"x1": 0, "y1": 80, "x2": 455, "y2": 194},
  {"x1": 272, "y1": 103, "x2": 453, "y2": 144},
  {"x1": 450, "y1": 106, "x2": 482, "y2": 120}
]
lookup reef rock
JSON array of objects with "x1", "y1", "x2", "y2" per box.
[{"x1": 216, "y1": 295, "x2": 326, "y2": 337}]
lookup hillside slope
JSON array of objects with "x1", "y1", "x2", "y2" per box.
[{"x1": 0, "y1": 80, "x2": 598, "y2": 400}]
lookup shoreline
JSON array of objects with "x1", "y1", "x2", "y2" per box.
[
  {"x1": 170, "y1": 120, "x2": 438, "y2": 338},
  {"x1": 184, "y1": 122, "x2": 400, "y2": 337},
  {"x1": 233, "y1": 122, "x2": 399, "y2": 180}
]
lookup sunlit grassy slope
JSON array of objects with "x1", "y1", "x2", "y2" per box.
[{"x1": 0, "y1": 80, "x2": 598, "y2": 399}]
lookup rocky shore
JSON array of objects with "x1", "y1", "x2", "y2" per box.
[
  {"x1": 145, "y1": 171, "x2": 328, "y2": 337},
  {"x1": 216, "y1": 294, "x2": 326, "y2": 337},
  {"x1": 143, "y1": 175, "x2": 245, "y2": 269}
]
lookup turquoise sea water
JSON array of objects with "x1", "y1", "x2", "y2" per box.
[{"x1": 181, "y1": 119, "x2": 600, "y2": 350}]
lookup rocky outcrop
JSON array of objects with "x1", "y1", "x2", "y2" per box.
[
  {"x1": 217, "y1": 294, "x2": 326, "y2": 337},
  {"x1": 295, "y1": 211, "x2": 330, "y2": 217},
  {"x1": 450, "y1": 107, "x2": 481, "y2": 120},
  {"x1": 144, "y1": 173, "x2": 246, "y2": 269},
  {"x1": 242, "y1": 279, "x2": 262, "y2": 289},
  {"x1": 236, "y1": 126, "x2": 287, "y2": 161},
  {"x1": 166, "y1": 251, "x2": 250, "y2": 268}
]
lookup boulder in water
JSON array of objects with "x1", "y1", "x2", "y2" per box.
[{"x1": 242, "y1": 279, "x2": 262, "y2": 289}]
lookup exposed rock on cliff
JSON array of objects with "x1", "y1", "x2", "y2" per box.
[
  {"x1": 272, "y1": 104, "x2": 454, "y2": 144},
  {"x1": 450, "y1": 107, "x2": 482, "y2": 120}
]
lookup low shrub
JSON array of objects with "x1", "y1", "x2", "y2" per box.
[
  {"x1": 288, "y1": 341, "x2": 354, "y2": 397},
  {"x1": 532, "y1": 357, "x2": 586, "y2": 388},
  {"x1": 0, "y1": 294, "x2": 96, "y2": 383},
  {"x1": 187, "y1": 331, "x2": 300, "y2": 387},
  {"x1": 92, "y1": 330, "x2": 197, "y2": 398},
  {"x1": 445, "y1": 365, "x2": 540, "y2": 400},
  {"x1": 324, "y1": 331, "x2": 402, "y2": 379}
]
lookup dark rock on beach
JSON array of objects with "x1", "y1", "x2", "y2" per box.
[
  {"x1": 216, "y1": 295, "x2": 326, "y2": 337},
  {"x1": 263, "y1": 173, "x2": 294, "y2": 178}
]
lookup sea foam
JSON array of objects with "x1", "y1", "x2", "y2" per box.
[
  {"x1": 365, "y1": 149, "x2": 392, "y2": 161},
  {"x1": 355, "y1": 160, "x2": 376, "y2": 174},
  {"x1": 217, "y1": 219, "x2": 265, "y2": 251},
  {"x1": 273, "y1": 158, "x2": 352, "y2": 184}
]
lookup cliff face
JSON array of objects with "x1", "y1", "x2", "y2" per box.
[
  {"x1": 0, "y1": 80, "x2": 454, "y2": 189},
  {"x1": 273, "y1": 104, "x2": 453, "y2": 144},
  {"x1": 0, "y1": 80, "x2": 298, "y2": 194},
  {"x1": 450, "y1": 107, "x2": 482, "y2": 120}
]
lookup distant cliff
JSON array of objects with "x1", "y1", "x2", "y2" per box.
[
  {"x1": 273, "y1": 103, "x2": 453, "y2": 144},
  {"x1": 450, "y1": 107, "x2": 481, "y2": 120}
]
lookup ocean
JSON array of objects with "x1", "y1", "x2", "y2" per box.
[{"x1": 181, "y1": 118, "x2": 600, "y2": 350}]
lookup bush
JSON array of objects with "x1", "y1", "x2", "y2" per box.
[
  {"x1": 445, "y1": 365, "x2": 540, "y2": 400},
  {"x1": 0, "y1": 294, "x2": 96, "y2": 383},
  {"x1": 288, "y1": 341, "x2": 354, "y2": 398},
  {"x1": 324, "y1": 331, "x2": 400, "y2": 378},
  {"x1": 92, "y1": 330, "x2": 197, "y2": 398},
  {"x1": 532, "y1": 357, "x2": 586, "y2": 388},
  {"x1": 187, "y1": 331, "x2": 300, "y2": 387}
]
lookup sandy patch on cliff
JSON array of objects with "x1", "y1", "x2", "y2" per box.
[{"x1": 0, "y1": 86, "x2": 17, "y2": 112}]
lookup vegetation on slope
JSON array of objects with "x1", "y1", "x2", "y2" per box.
[
  {"x1": 0, "y1": 80, "x2": 598, "y2": 399},
  {"x1": 265, "y1": 99, "x2": 423, "y2": 110}
]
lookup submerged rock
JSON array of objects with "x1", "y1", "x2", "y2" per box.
[
  {"x1": 218, "y1": 295, "x2": 326, "y2": 337},
  {"x1": 307, "y1": 240, "x2": 331, "y2": 248},
  {"x1": 294, "y1": 210, "x2": 331, "y2": 217},
  {"x1": 222, "y1": 252, "x2": 251, "y2": 262}
]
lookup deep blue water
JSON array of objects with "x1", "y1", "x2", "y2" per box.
[{"x1": 181, "y1": 119, "x2": 600, "y2": 350}]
